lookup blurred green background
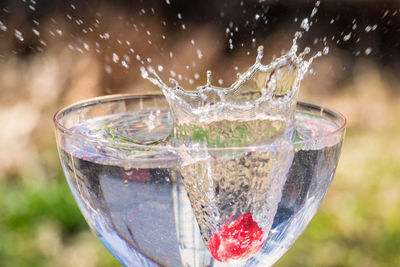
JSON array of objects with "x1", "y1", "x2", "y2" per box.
[{"x1": 0, "y1": 0, "x2": 399, "y2": 266}]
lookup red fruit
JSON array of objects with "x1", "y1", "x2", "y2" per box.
[{"x1": 209, "y1": 212, "x2": 265, "y2": 262}]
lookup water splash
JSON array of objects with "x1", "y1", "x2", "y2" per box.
[{"x1": 141, "y1": 36, "x2": 323, "y2": 129}]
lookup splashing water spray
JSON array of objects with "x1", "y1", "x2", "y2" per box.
[{"x1": 138, "y1": 2, "x2": 330, "y2": 262}]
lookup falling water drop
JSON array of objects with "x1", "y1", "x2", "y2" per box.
[
  {"x1": 14, "y1": 30, "x2": 24, "y2": 41},
  {"x1": 343, "y1": 33, "x2": 351, "y2": 41},
  {"x1": 206, "y1": 70, "x2": 212, "y2": 86},
  {"x1": 256, "y1": 45, "x2": 264, "y2": 63},
  {"x1": 196, "y1": 49, "x2": 203, "y2": 59},
  {"x1": 310, "y1": 8, "x2": 318, "y2": 18},
  {"x1": 32, "y1": 28, "x2": 40, "y2": 36},
  {"x1": 0, "y1": 21, "x2": 6, "y2": 32},
  {"x1": 301, "y1": 18, "x2": 310, "y2": 32},
  {"x1": 113, "y1": 53, "x2": 120, "y2": 63}
]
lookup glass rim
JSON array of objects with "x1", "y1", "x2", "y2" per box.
[{"x1": 54, "y1": 93, "x2": 347, "y2": 151}]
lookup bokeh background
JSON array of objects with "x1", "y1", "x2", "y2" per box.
[{"x1": 0, "y1": 0, "x2": 399, "y2": 266}]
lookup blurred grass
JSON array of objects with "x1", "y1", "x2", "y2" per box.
[
  {"x1": 276, "y1": 124, "x2": 400, "y2": 267},
  {"x1": 0, "y1": 149, "x2": 120, "y2": 267}
]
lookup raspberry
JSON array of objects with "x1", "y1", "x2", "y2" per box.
[{"x1": 209, "y1": 212, "x2": 265, "y2": 262}]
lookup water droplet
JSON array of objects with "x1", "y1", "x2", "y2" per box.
[
  {"x1": 383, "y1": 10, "x2": 389, "y2": 18},
  {"x1": 256, "y1": 45, "x2": 264, "y2": 63},
  {"x1": 105, "y1": 65, "x2": 112, "y2": 74},
  {"x1": 140, "y1": 66, "x2": 148, "y2": 78},
  {"x1": 122, "y1": 61, "x2": 129, "y2": 69},
  {"x1": 194, "y1": 73, "x2": 200, "y2": 80},
  {"x1": 0, "y1": 21, "x2": 7, "y2": 32},
  {"x1": 343, "y1": 33, "x2": 351, "y2": 41},
  {"x1": 100, "y1": 33, "x2": 110, "y2": 39},
  {"x1": 158, "y1": 65, "x2": 163, "y2": 72},
  {"x1": 177, "y1": 13, "x2": 182, "y2": 20},
  {"x1": 113, "y1": 53, "x2": 119, "y2": 63},
  {"x1": 218, "y1": 79, "x2": 223, "y2": 85},
  {"x1": 365, "y1": 47, "x2": 372, "y2": 55},
  {"x1": 206, "y1": 70, "x2": 212, "y2": 86},
  {"x1": 14, "y1": 30, "x2": 24, "y2": 41},
  {"x1": 196, "y1": 49, "x2": 203, "y2": 59},
  {"x1": 323, "y1": 46, "x2": 329, "y2": 55},
  {"x1": 255, "y1": 14, "x2": 260, "y2": 21},
  {"x1": 301, "y1": 18, "x2": 310, "y2": 32},
  {"x1": 32, "y1": 28, "x2": 40, "y2": 36},
  {"x1": 310, "y1": 8, "x2": 318, "y2": 18},
  {"x1": 165, "y1": 0, "x2": 170, "y2": 4}
]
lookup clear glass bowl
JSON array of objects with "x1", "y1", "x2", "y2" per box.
[{"x1": 54, "y1": 94, "x2": 346, "y2": 267}]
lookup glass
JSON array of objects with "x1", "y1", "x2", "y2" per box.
[{"x1": 54, "y1": 94, "x2": 346, "y2": 267}]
